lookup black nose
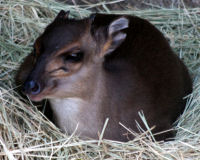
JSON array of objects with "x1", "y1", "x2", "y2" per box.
[{"x1": 23, "y1": 80, "x2": 41, "y2": 95}]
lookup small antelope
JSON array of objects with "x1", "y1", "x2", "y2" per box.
[{"x1": 16, "y1": 11, "x2": 192, "y2": 141}]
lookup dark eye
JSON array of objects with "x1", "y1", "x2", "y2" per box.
[{"x1": 63, "y1": 51, "x2": 84, "y2": 62}]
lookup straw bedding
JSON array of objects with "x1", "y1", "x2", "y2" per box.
[{"x1": 0, "y1": 0, "x2": 200, "y2": 159}]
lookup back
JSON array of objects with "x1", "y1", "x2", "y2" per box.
[{"x1": 100, "y1": 14, "x2": 192, "y2": 141}]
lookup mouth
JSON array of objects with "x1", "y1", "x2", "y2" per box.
[
  {"x1": 25, "y1": 87, "x2": 54, "y2": 102},
  {"x1": 22, "y1": 85, "x2": 54, "y2": 102},
  {"x1": 27, "y1": 94, "x2": 44, "y2": 102}
]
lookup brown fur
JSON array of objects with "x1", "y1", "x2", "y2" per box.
[{"x1": 16, "y1": 12, "x2": 192, "y2": 141}]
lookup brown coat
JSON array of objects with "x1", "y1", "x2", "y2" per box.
[{"x1": 16, "y1": 11, "x2": 192, "y2": 141}]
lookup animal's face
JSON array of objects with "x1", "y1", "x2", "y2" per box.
[{"x1": 18, "y1": 11, "x2": 129, "y2": 101}]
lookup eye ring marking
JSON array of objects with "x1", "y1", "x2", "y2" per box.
[{"x1": 49, "y1": 67, "x2": 68, "y2": 74}]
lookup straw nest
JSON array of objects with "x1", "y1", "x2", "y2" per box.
[{"x1": 0, "y1": 0, "x2": 200, "y2": 159}]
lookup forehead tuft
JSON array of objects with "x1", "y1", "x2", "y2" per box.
[{"x1": 40, "y1": 19, "x2": 88, "y2": 52}]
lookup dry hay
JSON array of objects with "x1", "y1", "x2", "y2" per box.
[{"x1": 0, "y1": 0, "x2": 200, "y2": 159}]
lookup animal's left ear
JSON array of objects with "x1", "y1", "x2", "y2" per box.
[{"x1": 101, "y1": 17, "x2": 129, "y2": 56}]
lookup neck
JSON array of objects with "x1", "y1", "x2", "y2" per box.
[{"x1": 49, "y1": 69, "x2": 107, "y2": 137}]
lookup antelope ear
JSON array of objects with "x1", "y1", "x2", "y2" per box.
[
  {"x1": 103, "y1": 17, "x2": 129, "y2": 56},
  {"x1": 55, "y1": 10, "x2": 70, "y2": 20}
]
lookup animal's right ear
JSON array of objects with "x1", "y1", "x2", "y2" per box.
[{"x1": 55, "y1": 10, "x2": 70, "y2": 20}]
